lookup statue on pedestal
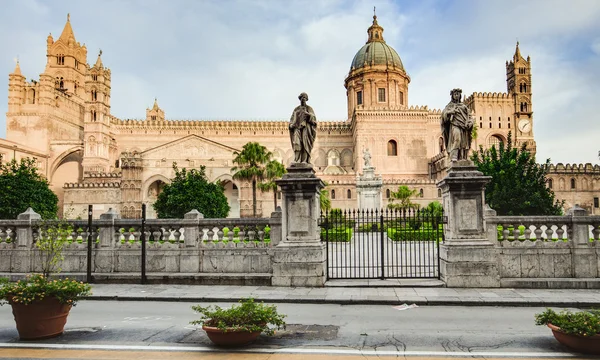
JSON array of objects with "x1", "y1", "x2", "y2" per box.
[
  {"x1": 441, "y1": 88, "x2": 474, "y2": 162},
  {"x1": 289, "y1": 92, "x2": 317, "y2": 164},
  {"x1": 363, "y1": 148, "x2": 372, "y2": 167}
]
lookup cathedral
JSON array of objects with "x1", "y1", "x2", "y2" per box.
[{"x1": 3, "y1": 14, "x2": 599, "y2": 218}]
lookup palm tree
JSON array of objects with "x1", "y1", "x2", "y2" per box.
[
  {"x1": 257, "y1": 160, "x2": 287, "y2": 210},
  {"x1": 231, "y1": 142, "x2": 272, "y2": 217},
  {"x1": 320, "y1": 181, "x2": 331, "y2": 213}
]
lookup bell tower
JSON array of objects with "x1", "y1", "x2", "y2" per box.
[
  {"x1": 506, "y1": 42, "x2": 535, "y2": 154},
  {"x1": 43, "y1": 13, "x2": 87, "y2": 103},
  {"x1": 82, "y1": 50, "x2": 115, "y2": 173}
]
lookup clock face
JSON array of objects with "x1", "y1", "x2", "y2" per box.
[{"x1": 518, "y1": 119, "x2": 531, "y2": 133}]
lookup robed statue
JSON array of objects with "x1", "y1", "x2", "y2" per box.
[
  {"x1": 289, "y1": 92, "x2": 317, "y2": 164},
  {"x1": 441, "y1": 88, "x2": 474, "y2": 162},
  {"x1": 363, "y1": 148, "x2": 372, "y2": 167}
]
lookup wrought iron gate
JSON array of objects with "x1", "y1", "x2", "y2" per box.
[{"x1": 320, "y1": 208, "x2": 445, "y2": 279}]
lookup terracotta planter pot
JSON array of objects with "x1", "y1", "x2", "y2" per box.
[
  {"x1": 202, "y1": 325, "x2": 262, "y2": 347},
  {"x1": 10, "y1": 297, "x2": 72, "y2": 340},
  {"x1": 548, "y1": 324, "x2": 600, "y2": 355}
]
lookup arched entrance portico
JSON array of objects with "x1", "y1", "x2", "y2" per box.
[
  {"x1": 220, "y1": 179, "x2": 240, "y2": 218},
  {"x1": 143, "y1": 175, "x2": 169, "y2": 219}
]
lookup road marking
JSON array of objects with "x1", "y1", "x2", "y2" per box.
[{"x1": 0, "y1": 342, "x2": 579, "y2": 358}]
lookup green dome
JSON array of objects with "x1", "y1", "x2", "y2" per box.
[{"x1": 350, "y1": 41, "x2": 404, "y2": 71}]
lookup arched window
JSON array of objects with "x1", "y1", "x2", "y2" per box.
[
  {"x1": 386, "y1": 189, "x2": 391, "y2": 198},
  {"x1": 347, "y1": 189, "x2": 351, "y2": 199},
  {"x1": 437, "y1": 189, "x2": 442, "y2": 197},
  {"x1": 91, "y1": 110, "x2": 96, "y2": 121},
  {"x1": 488, "y1": 135, "x2": 503, "y2": 149},
  {"x1": 548, "y1": 179, "x2": 553, "y2": 189},
  {"x1": 331, "y1": 189, "x2": 336, "y2": 200},
  {"x1": 571, "y1": 178, "x2": 576, "y2": 189},
  {"x1": 387, "y1": 140, "x2": 397, "y2": 156},
  {"x1": 419, "y1": 189, "x2": 424, "y2": 197},
  {"x1": 439, "y1": 137, "x2": 444, "y2": 153},
  {"x1": 399, "y1": 91, "x2": 404, "y2": 105},
  {"x1": 327, "y1": 150, "x2": 340, "y2": 166}
]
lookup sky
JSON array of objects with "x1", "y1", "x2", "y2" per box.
[{"x1": 0, "y1": 0, "x2": 599, "y2": 164}]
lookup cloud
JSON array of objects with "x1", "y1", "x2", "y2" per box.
[{"x1": 0, "y1": 0, "x2": 599, "y2": 164}]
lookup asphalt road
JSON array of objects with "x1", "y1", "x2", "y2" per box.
[{"x1": 0, "y1": 300, "x2": 580, "y2": 358}]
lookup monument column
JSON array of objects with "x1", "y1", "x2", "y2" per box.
[
  {"x1": 438, "y1": 88, "x2": 500, "y2": 287},
  {"x1": 271, "y1": 92, "x2": 327, "y2": 287},
  {"x1": 356, "y1": 149, "x2": 382, "y2": 209}
]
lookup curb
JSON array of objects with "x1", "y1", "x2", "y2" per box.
[{"x1": 81, "y1": 295, "x2": 600, "y2": 308}]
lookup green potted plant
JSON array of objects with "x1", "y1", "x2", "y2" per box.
[
  {"x1": 0, "y1": 218, "x2": 91, "y2": 340},
  {"x1": 190, "y1": 298, "x2": 286, "y2": 347},
  {"x1": 535, "y1": 308, "x2": 600, "y2": 354}
]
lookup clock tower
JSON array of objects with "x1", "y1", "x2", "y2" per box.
[{"x1": 506, "y1": 41, "x2": 536, "y2": 155}]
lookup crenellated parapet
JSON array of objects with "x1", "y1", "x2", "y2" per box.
[
  {"x1": 64, "y1": 182, "x2": 120, "y2": 188},
  {"x1": 545, "y1": 163, "x2": 600, "y2": 174},
  {"x1": 110, "y1": 118, "x2": 352, "y2": 133},
  {"x1": 464, "y1": 92, "x2": 511, "y2": 105}
]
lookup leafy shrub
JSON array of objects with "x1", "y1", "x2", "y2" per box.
[
  {"x1": 190, "y1": 298, "x2": 286, "y2": 335},
  {"x1": 321, "y1": 228, "x2": 353, "y2": 242},
  {"x1": 535, "y1": 308, "x2": 600, "y2": 337},
  {"x1": 357, "y1": 223, "x2": 384, "y2": 232},
  {"x1": 0, "y1": 274, "x2": 91, "y2": 306},
  {"x1": 387, "y1": 228, "x2": 441, "y2": 242}
]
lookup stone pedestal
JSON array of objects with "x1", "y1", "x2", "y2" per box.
[
  {"x1": 272, "y1": 163, "x2": 326, "y2": 287},
  {"x1": 437, "y1": 160, "x2": 500, "y2": 287},
  {"x1": 357, "y1": 166, "x2": 382, "y2": 210}
]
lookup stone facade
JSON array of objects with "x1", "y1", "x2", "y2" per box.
[{"x1": 4, "y1": 14, "x2": 592, "y2": 218}]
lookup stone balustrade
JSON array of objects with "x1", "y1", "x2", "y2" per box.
[
  {"x1": 0, "y1": 207, "x2": 282, "y2": 285},
  {"x1": 484, "y1": 206, "x2": 600, "y2": 286}
]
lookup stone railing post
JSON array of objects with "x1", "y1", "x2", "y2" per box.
[
  {"x1": 484, "y1": 205, "x2": 498, "y2": 244},
  {"x1": 99, "y1": 208, "x2": 120, "y2": 247},
  {"x1": 181, "y1": 210, "x2": 203, "y2": 273},
  {"x1": 16, "y1": 207, "x2": 40, "y2": 248},
  {"x1": 184, "y1": 209, "x2": 203, "y2": 248},
  {"x1": 269, "y1": 206, "x2": 282, "y2": 246},
  {"x1": 272, "y1": 163, "x2": 326, "y2": 287},
  {"x1": 11, "y1": 207, "x2": 41, "y2": 273},
  {"x1": 437, "y1": 160, "x2": 500, "y2": 287},
  {"x1": 567, "y1": 205, "x2": 597, "y2": 277}
]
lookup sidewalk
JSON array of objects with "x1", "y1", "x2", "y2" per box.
[{"x1": 85, "y1": 281, "x2": 600, "y2": 307}]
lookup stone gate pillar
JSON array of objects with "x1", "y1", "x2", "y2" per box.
[
  {"x1": 272, "y1": 163, "x2": 326, "y2": 287},
  {"x1": 437, "y1": 160, "x2": 500, "y2": 287}
]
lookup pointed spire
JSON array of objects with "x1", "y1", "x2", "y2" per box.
[
  {"x1": 152, "y1": 98, "x2": 160, "y2": 111},
  {"x1": 514, "y1": 41, "x2": 522, "y2": 60},
  {"x1": 12, "y1": 59, "x2": 22, "y2": 75},
  {"x1": 58, "y1": 13, "x2": 76, "y2": 44},
  {"x1": 366, "y1": 8, "x2": 385, "y2": 44},
  {"x1": 94, "y1": 49, "x2": 103, "y2": 68}
]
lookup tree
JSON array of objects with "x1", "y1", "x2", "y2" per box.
[
  {"x1": 319, "y1": 181, "x2": 331, "y2": 213},
  {"x1": 257, "y1": 160, "x2": 286, "y2": 210},
  {"x1": 153, "y1": 164, "x2": 230, "y2": 218},
  {"x1": 0, "y1": 158, "x2": 58, "y2": 219},
  {"x1": 320, "y1": 189, "x2": 331, "y2": 213},
  {"x1": 471, "y1": 132, "x2": 563, "y2": 215},
  {"x1": 387, "y1": 185, "x2": 419, "y2": 210},
  {"x1": 424, "y1": 201, "x2": 443, "y2": 218},
  {"x1": 231, "y1": 142, "x2": 272, "y2": 217}
]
